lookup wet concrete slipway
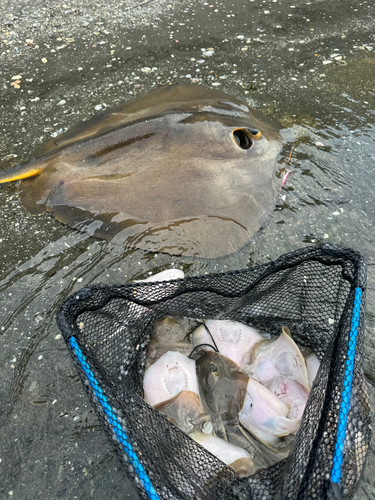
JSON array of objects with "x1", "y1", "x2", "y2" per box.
[{"x1": 0, "y1": 0, "x2": 375, "y2": 498}]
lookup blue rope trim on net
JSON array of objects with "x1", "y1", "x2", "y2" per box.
[
  {"x1": 69, "y1": 336, "x2": 160, "y2": 500},
  {"x1": 331, "y1": 287, "x2": 363, "y2": 484}
]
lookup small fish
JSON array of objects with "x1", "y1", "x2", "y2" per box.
[
  {"x1": 247, "y1": 327, "x2": 309, "y2": 389},
  {"x1": 191, "y1": 320, "x2": 263, "y2": 369},
  {"x1": 267, "y1": 376, "x2": 310, "y2": 420},
  {"x1": 239, "y1": 378, "x2": 300, "y2": 447},
  {"x1": 306, "y1": 353, "x2": 320, "y2": 389},
  {"x1": 189, "y1": 430, "x2": 253, "y2": 466},
  {"x1": 143, "y1": 351, "x2": 200, "y2": 406},
  {"x1": 154, "y1": 390, "x2": 212, "y2": 434},
  {"x1": 195, "y1": 351, "x2": 248, "y2": 439}
]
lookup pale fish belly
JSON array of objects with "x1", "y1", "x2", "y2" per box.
[
  {"x1": 143, "y1": 351, "x2": 199, "y2": 406},
  {"x1": 191, "y1": 319, "x2": 263, "y2": 368},
  {"x1": 239, "y1": 378, "x2": 300, "y2": 447}
]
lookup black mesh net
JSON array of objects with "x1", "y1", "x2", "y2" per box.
[{"x1": 56, "y1": 244, "x2": 371, "y2": 500}]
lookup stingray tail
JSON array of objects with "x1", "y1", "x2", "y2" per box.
[{"x1": 0, "y1": 158, "x2": 45, "y2": 183}]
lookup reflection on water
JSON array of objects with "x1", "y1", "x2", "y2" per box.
[{"x1": 1, "y1": 1, "x2": 375, "y2": 498}]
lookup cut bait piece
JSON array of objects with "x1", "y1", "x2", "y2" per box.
[
  {"x1": 239, "y1": 378, "x2": 300, "y2": 447},
  {"x1": 154, "y1": 390, "x2": 212, "y2": 434},
  {"x1": 267, "y1": 376, "x2": 310, "y2": 420},
  {"x1": 247, "y1": 329, "x2": 309, "y2": 389},
  {"x1": 143, "y1": 351, "x2": 199, "y2": 406},
  {"x1": 191, "y1": 320, "x2": 263, "y2": 368}
]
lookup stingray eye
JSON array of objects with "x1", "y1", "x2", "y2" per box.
[
  {"x1": 249, "y1": 129, "x2": 261, "y2": 139},
  {"x1": 233, "y1": 129, "x2": 253, "y2": 150},
  {"x1": 210, "y1": 362, "x2": 218, "y2": 373}
]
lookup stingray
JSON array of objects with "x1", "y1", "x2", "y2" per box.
[
  {"x1": 191, "y1": 319, "x2": 263, "y2": 368},
  {"x1": 267, "y1": 376, "x2": 310, "y2": 420},
  {"x1": 154, "y1": 390, "x2": 212, "y2": 435},
  {"x1": 196, "y1": 351, "x2": 249, "y2": 440},
  {"x1": 146, "y1": 316, "x2": 196, "y2": 366},
  {"x1": 0, "y1": 84, "x2": 285, "y2": 257},
  {"x1": 143, "y1": 351, "x2": 199, "y2": 406},
  {"x1": 246, "y1": 327, "x2": 309, "y2": 389},
  {"x1": 189, "y1": 430, "x2": 264, "y2": 477},
  {"x1": 195, "y1": 351, "x2": 292, "y2": 466},
  {"x1": 239, "y1": 378, "x2": 300, "y2": 447}
]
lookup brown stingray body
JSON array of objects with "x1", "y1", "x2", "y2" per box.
[
  {"x1": 1, "y1": 84, "x2": 284, "y2": 257},
  {"x1": 196, "y1": 351, "x2": 249, "y2": 439}
]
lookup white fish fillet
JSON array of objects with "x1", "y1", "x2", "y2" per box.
[
  {"x1": 191, "y1": 320, "x2": 263, "y2": 368},
  {"x1": 267, "y1": 377, "x2": 310, "y2": 420},
  {"x1": 143, "y1": 351, "x2": 199, "y2": 406},
  {"x1": 189, "y1": 430, "x2": 251, "y2": 464},
  {"x1": 247, "y1": 330, "x2": 309, "y2": 389},
  {"x1": 239, "y1": 378, "x2": 300, "y2": 446}
]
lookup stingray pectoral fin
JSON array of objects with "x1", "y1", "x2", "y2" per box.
[
  {"x1": 274, "y1": 417, "x2": 301, "y2": 437},
  {"x1": 0, "y1": 159, "x2": 44, "y2": 183}
]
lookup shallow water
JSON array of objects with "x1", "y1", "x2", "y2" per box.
[{"x1": 1, "y1": 0, "x2": 375, "y2": 498}]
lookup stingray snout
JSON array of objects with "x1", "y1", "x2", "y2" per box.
[{"x1": 166, "y1": 361, "x2": 179, "y2": 371}]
